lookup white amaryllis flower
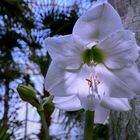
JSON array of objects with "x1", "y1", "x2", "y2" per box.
[{"x1": 45, "y1": 1, "x2": 140, "y2": 123}]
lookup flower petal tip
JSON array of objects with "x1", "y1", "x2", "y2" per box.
[
  {"x1": 93, "y1": 0, "x2": 108, "y2": 4},
  {"x1": 137, "y1": 47, "x2": 140, "y2": 53}
]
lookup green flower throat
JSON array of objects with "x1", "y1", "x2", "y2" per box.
[{"x1": 82, "y1": 46, "x2": 105, "y2": 66}]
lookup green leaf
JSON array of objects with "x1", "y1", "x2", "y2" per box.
[{"x1": 17, "y1": 84, "x2": 40, "y2": 108}]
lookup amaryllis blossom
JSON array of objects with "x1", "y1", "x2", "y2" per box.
[{"x1": 45, "y1": 1, "x2": 140, "y2": 123}]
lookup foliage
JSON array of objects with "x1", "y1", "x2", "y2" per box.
[
  {"x1": 93, "y1": 124, "x2": 109, "y2": 140},
  {"x1": 41, "y1": 8, "x2": 78, "y2": 36},
  {"x1": 0, "y1": 120, "x2": 10, "y2": 140}
]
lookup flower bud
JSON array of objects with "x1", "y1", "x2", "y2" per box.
[{"x1": 17, "y1": 84, "x2": 40, "y2": 108}]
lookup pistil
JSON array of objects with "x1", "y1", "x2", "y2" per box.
[{"x1": 86, "y1": 74, "x2": 101, "y2": 100}]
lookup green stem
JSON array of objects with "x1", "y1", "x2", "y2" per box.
[
  {"x1": 84, "y1": 110, "x2": 94, "y2": 140},
  {"x1": 39, "y1": 110, "x2": 51, "y2": 140}
]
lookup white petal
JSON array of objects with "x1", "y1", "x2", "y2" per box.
[
  {"x1": 73, "y1": 2, "x2": 123, "y2": 44},
  {"x1": 101, "y1": 97, "x2": 131, "y2": 111},
  {"x1": 53, "y1": 96, "x2": 82, "y2": 111},
  {"x1": 96, "y1": 65, "x2": 136, "y2": 98},
  {"x1": 78, "y1": 93, "x2": 100, "y2": 111},
  {"x1": 45, "y1": 62, "x2": 79, "y2": 96},
  {"x1": 98, "y1": 30, "x2": 139, "y2": 69},
  {"x1": 112, "y1": 64, "x2": 140, "y2": 94},
  {"x1": 94, "y1": 106, "x2": 109, "y2": 124},
  {"x1": 45, "y1": 35, "x2": 83, "y2": 69}
]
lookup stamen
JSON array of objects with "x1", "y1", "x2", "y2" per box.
[
  {"x1": 85, "y1": 74, "x2": 101, "y2": 100},
  {"x1": 85, "y1": 79, "x2": 92, "y2": 87}
]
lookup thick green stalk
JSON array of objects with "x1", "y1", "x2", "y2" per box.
[
  {"x1": 84, "y1": 110, "x2": 94, "y2": 140},
  {"x1": 39, "y1": 110, "x2": 51, "y2": 140}
]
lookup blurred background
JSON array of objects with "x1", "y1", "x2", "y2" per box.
[{"x1": 1, "y1": 0, "x2": 140, "y2": 140}]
